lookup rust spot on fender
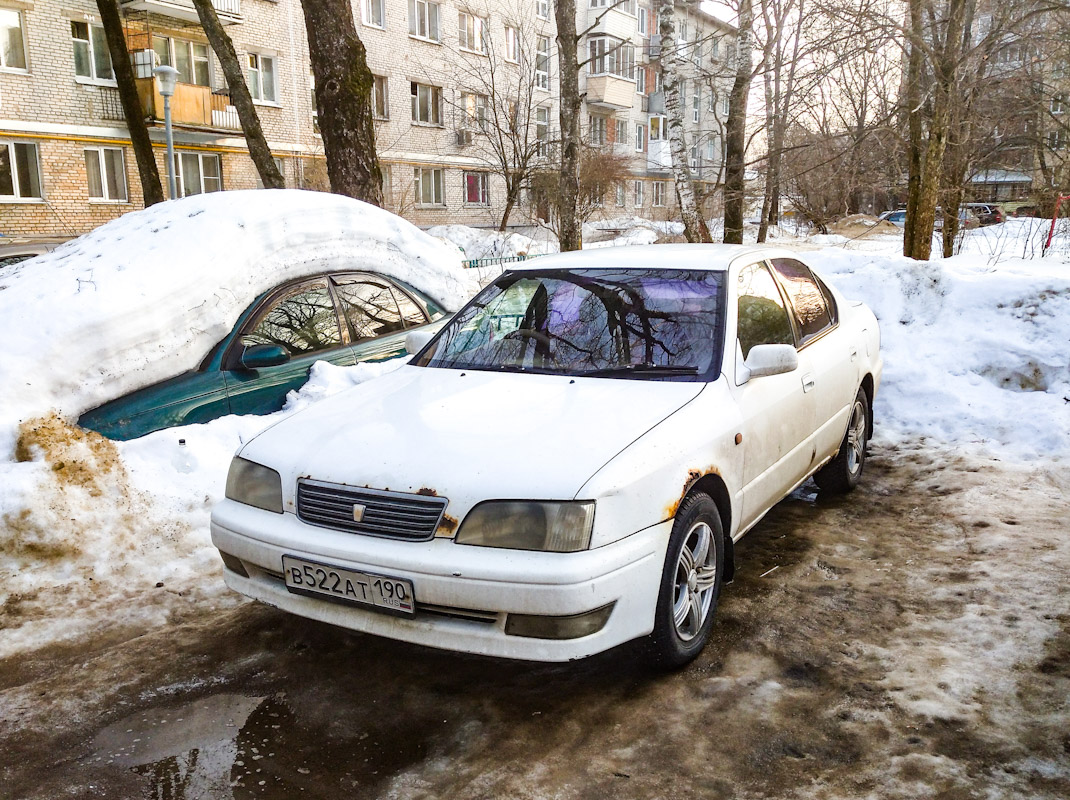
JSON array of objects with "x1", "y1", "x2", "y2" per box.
[
  {"x1": 664, "y1": 467, "x2": 722, "y2": 520},
  {"x1": 435, "y1": 513, "x2": 459, "y2": 537},
  {"x1": 417, "y1": 487, "x2": 438, "y2": 497}
]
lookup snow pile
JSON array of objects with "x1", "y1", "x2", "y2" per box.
[
  {"x1": 0, "y1": 357, "x2": 409, "y2": 658},
  {"x1": 426, "y1": 224, "x2": 555, "y2": 260},
  {"x1": 0, "y1": 190, "x2": 476, "y2": 457},
  {"x1": 812, "y1": 247, "x2": 1070, "y2": 460}
]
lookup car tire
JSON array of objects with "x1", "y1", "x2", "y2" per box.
[
  {"x1": 814, "y1": 387, "x2": 870, "y2": 494},
  {"x1": 647, "y1": 493, "x2": 725, "y2": 669}
]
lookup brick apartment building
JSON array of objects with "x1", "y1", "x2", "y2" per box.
[{"x1": 0, "y1": 0, "x2": 735, "y2": 237}]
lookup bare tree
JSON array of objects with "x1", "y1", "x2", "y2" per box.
[
  {"x1": 724, "y1": 0, "x2": 755, "y2": 243},
  {"x1": 554, "y1": 0, "x2": 584, "y2": 249},
  {"x1": 191, "y1": 0, "x2": 284, "y2": 189},
  {"x1": 95, "y1": 0, "x2": 165, "y2": 206},
  {"x1": 300, "y1": 0, "x2": 383, "y2": 204},
  {"x1": 531, "y1": 148, "x2": 631, "y2": 240}
]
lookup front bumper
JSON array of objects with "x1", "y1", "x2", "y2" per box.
[{"x1": 210, "y1": 499, "x2": 669, "y2": 662}]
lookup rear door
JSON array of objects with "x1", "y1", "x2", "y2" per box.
[
  {"x1": 332, "y1": 275, "x2": 426, "y2": 364},
  {"x1": 224, "y1": 278, "x2": 352, "y2": 416}
]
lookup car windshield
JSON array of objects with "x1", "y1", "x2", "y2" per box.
[{"x1": 414, "y1": 268, "x2": 726, "y2": 380}]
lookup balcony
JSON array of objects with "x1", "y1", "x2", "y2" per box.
[
  {"x1": 647, "y1": 140, "x2": 671, "y2": 171},
  {"x1": 647, "y1": 90, "x2": 665, "y2": 115},
  {"x1": 121, "y1": 0, "x2": 241, "y2": 25},
  {"x1": 135, "y1": 78, "x2": 241, "y2": 132},
  {"x1": 586, "y1": 7, "x2": 637, "y2": 40},
  {"x1": 586, "y1": 74, "x2": 635, "y2": 110}
]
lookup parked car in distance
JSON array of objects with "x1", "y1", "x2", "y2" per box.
[
  {"x1": 963, "y1": 202, "x2": 1005, "y2": 225},
  {"x1": 0, "y1": 236, "x2": 70, "y2": 268},
  {"x1": 879, "y1": 207, "x2": 981, "y2": 231},
  {"x1": 211, "y1": 244, "x2": 883, "y2": 667},
  {"x1": 878, "y1": 210, "x2": 906, "y2": 227},
  {"x1": 79, "y1": 273, "x2": 449, "y2": 440}
]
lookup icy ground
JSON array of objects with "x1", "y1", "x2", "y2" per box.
[{"x1": 1, "y1": 215, "x2": 1068, "y2": 662}]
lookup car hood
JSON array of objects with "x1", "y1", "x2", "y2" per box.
[{"x1": 240, "y1": 365, "x2": 705, "y2": 516}]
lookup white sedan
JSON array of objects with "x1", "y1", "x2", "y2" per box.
[{"x1": 211, "y1": 244, "x2": 882, "y2": 666}]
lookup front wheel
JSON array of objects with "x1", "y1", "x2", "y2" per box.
[
  {"x1": 647, "y1": 493, "x2": 725, "y2": 669},
  {"x1": 814, "y1": 387, "x2": 870, "y2": 494}
]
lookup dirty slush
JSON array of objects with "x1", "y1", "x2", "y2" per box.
[{"x1": 1, "y1": 444, "x2": 1068, "y2": 799}]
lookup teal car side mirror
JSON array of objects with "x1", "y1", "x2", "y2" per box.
[{"x1": 240, "y1": 344, "x2": 290, "y2": 369}]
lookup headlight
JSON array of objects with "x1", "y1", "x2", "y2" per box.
[
  {"x1": 225, "y1": 457, "x2": 283, "y2": 514},
  {"x1": 455, "y1": 501, "x2": 594, "y2": 552}
]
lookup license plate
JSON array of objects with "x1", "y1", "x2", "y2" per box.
[{"x1": 282, "y1": 555, "x2": 415, "y2": 616}]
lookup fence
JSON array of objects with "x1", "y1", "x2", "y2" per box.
[{"x1": 461, "y1": 253, "x2": 547, "y2": 270}]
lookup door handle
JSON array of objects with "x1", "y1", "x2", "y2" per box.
[
  {"x1": 802, "y1": 374, "x2": 815, "y2": 392},
  {"x1": 849, "y1": 347, "x2": 858, "y2": 362}
]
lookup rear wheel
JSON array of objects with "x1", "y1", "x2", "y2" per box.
[
  {"x1": 814, "y1": 387, "x2": 869, "y2": 493},
  {"x1": 647, "y1": 493, "x2": 725, "y2": 669}
]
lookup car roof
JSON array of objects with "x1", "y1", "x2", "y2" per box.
[{"x1": 507, "y1": 243, "x2": 802, "y2": 273}]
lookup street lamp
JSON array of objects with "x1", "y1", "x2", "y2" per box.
[{"x1": 153, "y1": 64, "x2": 180, "y2": 199}]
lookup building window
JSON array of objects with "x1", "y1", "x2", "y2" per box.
[
  {"x1": 588, "y1": 36, "x2": 634, "y2": 79},
  {"x1": 707, "y1": 88, "x2": 714, "y2": 112},
  {"x1": 464, "y1": 171, "x2": 489, "y2": 205},
  {"x1": 653, "y1": 181, "x2": 665, "y2": 206},
  {"x1": 0, "y1": 10, "x2": 26, "y2": 70},
  {"x1": 636, "y1": 66, "x2": 646, "y2": 94},
  {"x1": 248, "y1": 53, "x2": 277, "y2": 102},
  {"x1": 85, "y1": 147, "x2": 127, "y2": 202},
  {"x1": 458, "y1": 12, "x2": 487, "y2": 53},
  {"x1": 363, "y1": 0, "x2": 385, "y2": 28},
  {"x1": 255, "y1": 157, "x2": 286, "y2": 189},
  {"x1": 310, "y1": 71, "x2": 319, "y2": 133},
  {"x1": 689, "y1": 142, "x2": 698, "y2": 168},
  {"x1": 722, "y1": 95, "x2": 730, "y2": 115},
  {"x1": 637, "y1": 7, "x2": 649, "y2": 36},
  {"x1": 536, "y1": 0, "x2": 549, "y2": 19},
  {"x1": 409, "y1": 0, "x2": 441, "y2": 41},
  {"x1": 411, "y1": 82, "x2": 442, "y2": 124},
  {"x1": 177, "y1": 152, "x2": 222, "y2": 197},
  {"x1": 706, "y1": 136, "x2": 715, "y2": 161},
  {"x1": 692, "y1": 36, "x2": 702, "y2": 65},
  {"x1": 536, "y1": 36, "x2": 550, "y2": 90},
  {"x1": 1052, "y1": 94, "x2": 1066, "y2": 115},
  {"x1": 591, "y1": 0, "x2": 634, "y2": 10},
  {"x1": 154, "y1": 36, "x2": 211, "y2": 87},
  {"x1": 373, "y1": 75, "x2": 389, "y2": 119},
  {"x1": 536, "y1": 106, "x2": 550, "y2": 155},
  {"x1": 615, "y1": 118, "x2": 628, "y2": 144},
  {"x1": 414, "y1": 167, "x2": 444, "y2": 205},
  {"x1": 649, "y1": 115, "x2": 664, "y2": 141},
  {"x1": 71, "y1": 22, "x2": 113, "y2": 82},
  {"x1": 692, "y1": 86, "x2": 700, "y2": 122},
  {"x1": 1049, "y1": 129, "x2": 1066, "y2": 150},
  {"x1": 711, "y1": 37, "x2": 719, "y2": 58},
  {"x1": 504, "y1": 26, "x2": 520, "y2": 62},
  {"x1": 461, "y1": 91, "x2": 488, "y2": 130},
  {"x1": 633, "y1": 179, "x2": 644, "y2": 207},
  {"x1": 653, "y1": 69, "x2": 662, "y2": 94},
  {"x1": 0, "y1": 142, "x2": 42, "y2": 199},
  {"x1": 589, "y1": 115, "x2": 607, "y2": 146},
  {"x1": 635, "y1": 122, "x2": 645, "y2": 151},
  {"x1": 615, "y1": 183, "x2": 625, "y2": 206}
]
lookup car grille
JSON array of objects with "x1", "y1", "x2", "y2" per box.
[{"x1": 297, "y1": 480, "x2": 448, "y2": 541}]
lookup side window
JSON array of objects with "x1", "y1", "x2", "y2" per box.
[
  {"x1": 814, "y1": 274, "x2": 838, "y2": 325},
  {"x1": 736, "y1": 262, "x2": 795, "y2": 359},
  {"x1": 393, "y1": 287, "x2": 430, "y2": 327},
  {"x1": 334, "y1": 280, "x2": 406, "y2": 340},
  {"x1": 242, "y1": 281, "x2": 342, "y2": 355},
  {"x1": 770, "y1": 258, "x2": 833, "y2": 346}
]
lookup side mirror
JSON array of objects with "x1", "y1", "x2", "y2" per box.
[
  {"x1": 240, "y1": 343, "x2": 289, "y2": 369},
  {"x1": 405, "y1": 330, "x2": 435, "y2": 355},
  {"x1": 744, "y1": 344, "x2": 798, "y2": 379}
]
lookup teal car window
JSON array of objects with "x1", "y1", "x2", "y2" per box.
[
  {"x1": 335, "y1": 280, "x2": 406, "y2": 341},
  {"x1": 394, "y1": 287, "x2": 429, "y2": 327},
  {"x1": 242, "y1": 281, "x2": 342, "y2": 355}
]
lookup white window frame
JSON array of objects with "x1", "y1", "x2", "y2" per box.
[
  {"x1": 536, "y1": 106, "x2": 550, "y2": 156},
  {"x1": 414, "y1": 167, "x2": 445, "y2": 205},
  {"x1": 84, "y1": 146, "x2": 128, "y2": 202},
  {"x1": 71, "y1": 21, "x2": 114, "y2": 84},
  {"x1": 461, "y1": 91, "x2": 489, "y2": 130},
  {"x1": 588, "y1": 36, "x2": 634, "y2": 79},
  {"x1": 615, "y1": 118, "x2": 628, "y2": 145},
  {"x1": 722, "y1": 95, "x2": 730, "y2": 115},
  {"x1": 1052, "y1": 94, "x2": 1066, "y2": 115},
  {"x1": 653, "y1": 180, "x2": 665, "y2": 207},
  {"x1": 637, "y1": 7, "x2": 649, "y2": 37},
  {"x1": 0, "y1": 141, "x2": 43, "y2": 201},
  {"x1": 247, "y1": 52, "x2": 278, "y2": 104},
  {"x1": 633, "y1": 179, "x2": 644, "y2": 207},
  {"x1": 535, "y1": 35, "x2": 550, "y2": 91},
  {"x1": 692, "y1": 86, "x2": 700, "y2": 122},
  {"x1": 707, "y1": 87, "x2": 714, "y2": 112},
  {"x1": 463, "y1": 171, "x2": 490, "y2": 205},
  {"x1": 635, "y1": 122, "x2": 645, "y2": 151},
  {"x1": 589, "y1": 115, "x2": 607, "y2": 146},
  {"x1": 176, "y1": 151, "x2": 222, "y2": 197},
  {"x1": 706, "y1": 137, "x2": 715, "y2": 161},
  {"x1": 373, "y1": 75, "x2": 389, "y2": 119},
  {"x1": 0, "y1": 10, "x2": 27, "y2": 72},
  {"x1": 411, "y1": 81, "x2": 443, "y2": 125},
  {"x1": 636, "y1": 66, "x2": 646, "y2": 94},
  {"x1": 536, "y1": 0, "x2": 550, "y2": 19},
  {"x1": 649, "y1": 115, "x2": 664, "y2": 141},
  {"x1": 615, "y1": 183, "x2": 625, "y2": 206},
  {"x1": 458, "y1": 11, "x2": 488, "y2": 53},
  {"x1": 362, "y1": 0, "x2": 385, "y2": 29},
  {"x1": 409, "y1": 0, "x2": 442, "y2": 42},
  {"x1": 504, "y1": 26, "x2": 520, "y2": 63}
]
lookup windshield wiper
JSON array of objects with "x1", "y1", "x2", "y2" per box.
[{"x1": 580, "y1": 364, "x2": 700, "y2": 378}]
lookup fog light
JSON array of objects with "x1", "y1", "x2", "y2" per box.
[
  {"x1": 218, "y1": 550, "x2": 249, "y2": 578},
  {"x1": 505, "y1": 603, "x2": 615, "y2": 640}
]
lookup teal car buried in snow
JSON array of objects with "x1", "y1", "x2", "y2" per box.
[{"x1": 79, "y1": 271, "x2": 448, "y2": 440}]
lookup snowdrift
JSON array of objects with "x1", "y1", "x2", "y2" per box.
[{"x1": 0, "y1": 190, "x2": 476, "y2": 456}]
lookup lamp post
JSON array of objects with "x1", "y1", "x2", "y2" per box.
[{"x1": 153, "y1": 65, "x2": 180, "y2": 199}]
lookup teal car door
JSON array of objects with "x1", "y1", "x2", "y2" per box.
[{"x1": 224, "y1": 278, "x2": 355, "y2": 417}]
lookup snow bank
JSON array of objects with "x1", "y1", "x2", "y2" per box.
[
  {"x1": 0, "y1": 190, "x2": 476, "y2": 457},
  {"x1": 426, "y1": 224, "x2": 555, "y2": 260}
]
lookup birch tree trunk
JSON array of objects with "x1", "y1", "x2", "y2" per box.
[
  {"x1": 658, "y1": 0, "x2": 711, "y2": 243},
  {"x1": 301, "y1": 0, "x2": 383, "y2": 204},
  {"x1": 95, "y1": 0, "x2": 165, "y2": 206},
  {"x1": 192, "y1": 0, "x2": 284, "y2": 189},
  {"x1": 555, "y1": 0, "x2": 583, "y2": 250},
  {"x1": 724, "y1": 0, "x2": 754, "y2": 244}
]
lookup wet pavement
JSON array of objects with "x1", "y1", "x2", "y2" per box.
[{"x1": 2, "y1": 445, "x2": 1069, "y2": 799}]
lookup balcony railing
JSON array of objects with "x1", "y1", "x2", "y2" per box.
[
  {"x1": 586, "y1": 74, "x2": 636, "y2": 109},
  {"x1": 121, "y1": 0, "x2": 241, "y2": 25}
]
